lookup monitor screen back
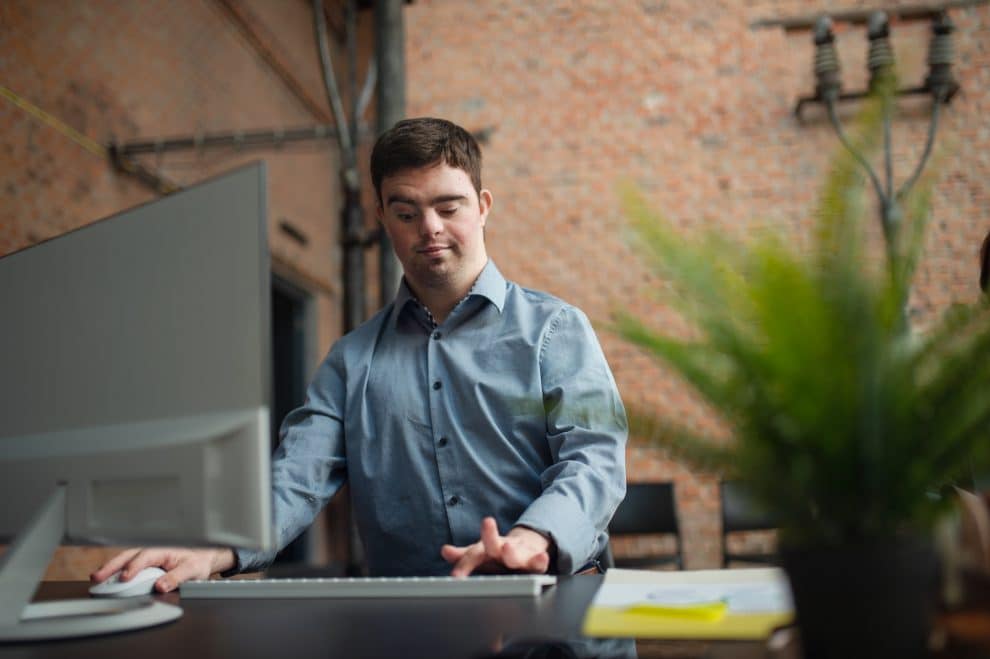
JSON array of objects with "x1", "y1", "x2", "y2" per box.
[
  {"x1": 0, "y1": 163, "x2": 270, "y2": 436},
  {"x1": 0, "y1": 163, "x2": 272, "y2": 547}
]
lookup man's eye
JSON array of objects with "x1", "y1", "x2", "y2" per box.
[
  {"x1": 397, "y1": 212, "x2": 416, "y2": 221},
  {"x1": 438, "y1": 207, "x2": 458, "y2": 216}
]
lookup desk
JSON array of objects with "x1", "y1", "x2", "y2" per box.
[{"x1": 0, "y1": 578, "x2": 775, "y2": 659}]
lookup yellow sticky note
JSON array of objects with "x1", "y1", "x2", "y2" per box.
[{"x1": 624, "y1": 600, "x2": 728, "y2": 621}]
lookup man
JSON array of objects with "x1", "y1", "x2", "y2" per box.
[{"x1": 93, "y1": 117, "x2": 627, "y2": 592}]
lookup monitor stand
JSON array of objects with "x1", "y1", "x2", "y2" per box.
[{"x1": 0, "y1": 486, "x2": 182, "y2": 642}]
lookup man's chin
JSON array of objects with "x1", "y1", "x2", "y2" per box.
[{"x1": 411, "y1": 265, "x2": 454, "y2": 288}]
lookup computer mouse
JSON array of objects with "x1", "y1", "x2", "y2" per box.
[{"x1": 90, "y1": 566, "x2": 167, "y2": 598}]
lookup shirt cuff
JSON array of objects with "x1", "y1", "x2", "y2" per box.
[
  {"x1": 223, "y1": 546, "x2": 277, "y2": 577},
  {"x1": 515, "y1": 493, "x2": 600, "y2": 574},
  {"x1": 218, "y1": 548, "x2": 242, "y2": 578}
]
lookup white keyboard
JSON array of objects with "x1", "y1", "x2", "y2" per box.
[{"x1": 180, "y1": 574, "x2": 557, "y2": 599}]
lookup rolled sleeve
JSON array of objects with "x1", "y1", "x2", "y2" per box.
[
  {"x1": 231, "y1": 347, "x2": 349, "y2": 575},
  {"x1": 516, "y1": 307, "x2": 627, "y2": 574}
]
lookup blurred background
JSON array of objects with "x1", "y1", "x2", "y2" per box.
[{"x1": 1, "y1": 0, "x2": 987, "y2": 578}]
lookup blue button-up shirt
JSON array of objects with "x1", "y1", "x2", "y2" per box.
[{"x1": 237, "y1": 261, "x2": 627, "y2": 576}]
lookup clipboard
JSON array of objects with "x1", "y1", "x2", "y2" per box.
[{"x1": 582, "y1": 567, "x2": 794, "y2": 640}]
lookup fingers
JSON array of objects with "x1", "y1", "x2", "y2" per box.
[
  {"x1": 479, "y1": 517, "x2": 503, "y2": 558},
  {"x1": 155, "y1": 548, "x2": 222, "y2": 592},
  {"x1": 501, "y1": 526, "x2": 552, "y2": 573},
  {"x1": 91, "y1": 547, "x2": 221, "y2": 593},
  {"x1": 444, "y1": 518, "x2": 552, "y2": 576},
  {"x1": 119, "y1": 548, "x2": 173, "y2": 580},
  {"x1": 91, "y1": 547, "x2": 167, "y2": 585},
  {"x1": 449, "y1": 540, "x2": 548, "y2": 576},
  {"x1": 155, "y1": 557, "x2": 203, "y2": 593},
  {"x1": 448, "y1": 518, "x2": 506, "y2": 577},
  {"x1": 502, "y1": 542, "x2": 550, "y2": 573},
  {"x1": 450, "y1": 543, "x2": 490, "y2": 577},
  {"x1": 90, "y1": 548, "x2": 140, "y2": 583},
  {"x1": 440, "y1": 543, "x2": 468, "y2": 563}
]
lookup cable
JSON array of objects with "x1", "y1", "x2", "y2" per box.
[{"x1": 0, "y1": 84, "x2": 106, "y2": 157}]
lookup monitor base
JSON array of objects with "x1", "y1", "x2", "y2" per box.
[
  {"x1": 0, "y1": 598, "x2": 182, "y2": 642},
  {"x1": 0, "y1": 486, "x2": 182, "y2": 642}
]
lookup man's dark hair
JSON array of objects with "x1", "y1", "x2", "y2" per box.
[
  {"x1": 981, "y1": 228, "x2": 990, "y2": 293},
  {"x1": 370, "y1": 117, "x2": 482, "y2": 205}
]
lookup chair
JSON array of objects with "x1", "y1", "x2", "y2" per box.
[
  {"x1": 605, "y1": 481, "x2": 683, "y2": 570},
  {"x1": 720, "y1": 480, "x2": 779, "y2": 567}
]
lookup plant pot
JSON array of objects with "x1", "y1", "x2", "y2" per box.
[{"x1": 780, "y1": 538, "x2": 938, "y2": 659}]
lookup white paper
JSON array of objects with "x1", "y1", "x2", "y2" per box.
[{"x1": 591, "y1": 568, "x2": 794, "y2": 614}]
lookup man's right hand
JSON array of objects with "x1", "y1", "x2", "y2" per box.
[
  {"x1": 441, "y1": 517, "x2": 552, "y2": 577},
  {"x1": 90, "y1": 547, "x2": 236, "y2": 593}
]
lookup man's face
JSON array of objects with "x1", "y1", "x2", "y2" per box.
[{"x1": 377, "y1": 163, "x2": 492, "y2": 296}]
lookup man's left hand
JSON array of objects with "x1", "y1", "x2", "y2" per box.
[{"x1": 441, "y1": 517, "x2": 552, "y2": 577}]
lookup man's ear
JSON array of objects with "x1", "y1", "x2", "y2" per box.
[{"x1": 479, "y1": 189, "x2": 493, "y2": 226}]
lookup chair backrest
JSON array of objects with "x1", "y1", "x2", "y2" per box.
[
  {"x1": 720, "y1": 480, "x2": 776, "y2": 533},
  {"x1": 610, "y1": 482, "x2": 679, "y2": 534},
  {"x1": 720, "y1": 480, "x2": 778, "y2": 567},
  {"x1": 607, "y1": 481, "x2": 682, "y2": 569}
]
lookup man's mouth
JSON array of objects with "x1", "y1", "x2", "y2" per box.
[{"x1": 417, "y1": 245, "x2": 449, "y2": 255}]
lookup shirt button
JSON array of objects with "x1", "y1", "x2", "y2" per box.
[
  {"x1": 433, "y1": 331, "x2": 442, "y2": 340},
  {"x1": 447, "y1": 495, "x2": 459, "y2": 506},
  {"x1": 438, "y1": 437, "x2": 448, "y2": 447},
  {"x1": 432, "y1": 381, "x2": 442, "y2": 390}
]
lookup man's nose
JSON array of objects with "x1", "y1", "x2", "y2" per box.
[{"x1": 419, "y1": 209, "x2": 443, "y2": 236}]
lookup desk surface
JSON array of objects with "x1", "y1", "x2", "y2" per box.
[{"x1": 0, "y1": 577, "x2": 775, "y2": 659}]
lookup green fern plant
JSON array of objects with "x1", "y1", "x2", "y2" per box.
[{"x1": 616, "y1": 94, "x2": 990, "y2": 548}]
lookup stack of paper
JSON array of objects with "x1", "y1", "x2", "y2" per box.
[{"x1": 582, "y1": 567, "x2": 794, "y2": 640}]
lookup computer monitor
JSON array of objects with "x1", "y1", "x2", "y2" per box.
[{"x1": 0, "y1": 163, "x2": 274, "y2": 641}]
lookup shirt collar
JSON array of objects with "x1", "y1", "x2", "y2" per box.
[
  {"x1": 394, "y1": 259, "x2": 507, "y2": 320},
  {"x1": 469, "y1": 260, "x2": 507, "y2": 313}
]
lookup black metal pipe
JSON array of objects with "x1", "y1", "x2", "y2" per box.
[
  {"x1": 106, "y1": 144, "x2": 181, "y2": 194},
  {"x1": 897, "y1": 93, "x2": 944, "y2": 201},
  {"x1": 375, "y1": 0, "x2": 406, "y2": 308},
  {"x1": 339, "y1": 0, "x2": 366, "y2": 337},
  {"x1": 752, "y1": 0, "x2": 989, "y2": 32},
  {"x1": 794, "y1": 86, "x2": 932, "y2": 121},
  {"x1": 111, "y1": 125, "x2": 339, "y2": 156}
]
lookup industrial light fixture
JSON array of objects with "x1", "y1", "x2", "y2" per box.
[{"x1": 798, "y1": 10, "x2": 959, "y2": 268}]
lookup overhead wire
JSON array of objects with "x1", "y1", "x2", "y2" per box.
[{"x1": 0, "y1": 83, "x2": 107, "y2": 158}]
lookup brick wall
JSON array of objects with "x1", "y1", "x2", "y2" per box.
[
  {"x1": 402, "y1": 0, "x2": 990, "y2": 567},
  {"x1": 2, "y1": 0, "x2": 988, "y2": 577},
  {"x1": 0, "y1": 0, "x2": 360, "y2": 579}
]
